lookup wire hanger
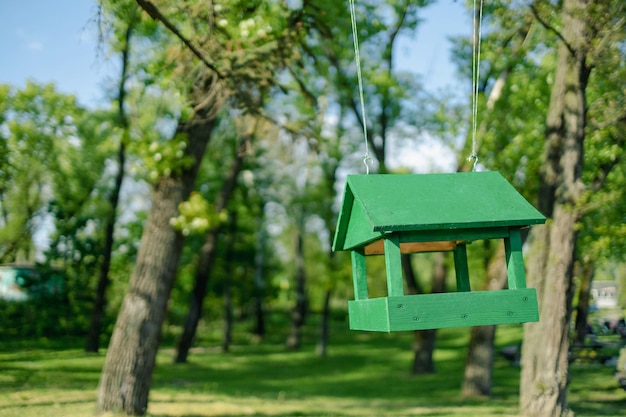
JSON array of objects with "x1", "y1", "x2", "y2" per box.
[{"x1": 348, "y1": 0, "x2": 372, "y2": 174}]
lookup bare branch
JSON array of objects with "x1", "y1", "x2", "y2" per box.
[
  {"x1": 530, "y1": 1, "x2": 576, "y2": 57},
  {"x1": 135, "y1": 0, "x2": 224, "y2": 78}
]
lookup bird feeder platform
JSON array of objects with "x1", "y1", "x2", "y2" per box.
[{"x1": 332, "y1": 171, "x2": 546, "y2": 332}]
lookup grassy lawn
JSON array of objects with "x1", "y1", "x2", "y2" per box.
[{"x1": 0, "y1": 315, "x2": 624, "y2": 417}]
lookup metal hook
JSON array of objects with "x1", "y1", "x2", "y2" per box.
[
  {"x1": 467, "y1": 152, "x2": 479, "y2": 172},
  {"x1": 362, "y1": 153, "x2": 372, "y2": 174}
]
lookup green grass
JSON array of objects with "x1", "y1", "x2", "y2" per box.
[{"x1": 0, "y1": 315, "x2": 624, "y2": 417}]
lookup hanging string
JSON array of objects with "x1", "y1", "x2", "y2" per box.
[
  {"x1": 468, "y1": 0, "x2": 484, "y2": 172},
  {"x1": 348, "y1": 0, "x2": 372, "y2": 174}
]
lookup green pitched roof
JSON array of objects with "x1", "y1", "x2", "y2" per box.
[{"x1": 333, "y1": 171, "x2": 545, "y2": 251}]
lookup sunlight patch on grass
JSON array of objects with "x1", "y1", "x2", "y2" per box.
[
  {"x1": 0, "y1": 389, "x2": 96, "y2": 417},
  {"x1": 1, "y1": 317, "x2": 624, "y2": 417}
]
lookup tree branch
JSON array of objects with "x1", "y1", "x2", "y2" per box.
[
  {"x1": 135, "y1": 0, "x2": 224, "y2": 78},
  {"x1": 384, "y1": 0, "x2": 411, "y2": 67},
  {"x1": 530, "y1": 2, "x2": 576, "y2": 57}
]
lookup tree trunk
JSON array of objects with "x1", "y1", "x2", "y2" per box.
[
  {"x1": 97, "y1": 178, "x2": 200, "y2": 414},
  {"x1": 222, "y1": 211, "x2": 237, "y2": 353},
  {"x1": 287, "y1": 214, "x2": 307, "y2": 350},
  {"x1": 174, "y1": 231, "x2": 218, "y2": 363},
  {"x1": 404, "y1": 252, "x2": 447, "y2": 374},
  {"x1": 222, "y1": 276, "x2": 233, "y2": 353},
  {"x1": 316, "y1": 289, "x2": 332, "y2": 357},
  {"x1": 462, "y1": 325, "x2": 496, "y2": 396},
  {"x1": 174, "y1": 135, "x2": 247, "y2": 363},
  {"x1": 462, "y1": 244, "x2": 508, "y2": 397},
  {"x1": 573, "y1": 259, "x2": 594, "y2": 345},
  {"x1": 411, "y1": 329, "x2": 437, "y2": 374},
  {"x1": 520, "y1": 1, "x2": 589, "y2": 415},
  {"x1": 252, "y1": 203, "x2": 266, "y2": 339},
  {"x1": 86, "y1": 20, "x2": 133, "y2": 354},
  {"x1": 96, "y1": 95, "x2": 220, "y2": 414},
  {"x1": 461, "y1": 244, "x2": 507, "y2": 397}
]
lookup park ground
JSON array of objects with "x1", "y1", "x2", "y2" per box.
[{"x1": 1, "y1": 314, "x2": 624, "y2": 417}]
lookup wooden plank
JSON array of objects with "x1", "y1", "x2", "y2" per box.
[
  {"x1": 345, "y1": 172, "x2": 546, "y2": 233},
  {"x1": 348, "y1": 297, "x2": 390, "y2": 331},
  {"x1": 453, "y1": 243, "x2": 471, "y2": 292},
  {"x1": 351, "y1": 249, "x2": 368, "y2": 300},
  {"x1": 505, "y1": 228, "x2": 526, "y2": 289},
  {"x1": 399, "y1": 227, "x2": 510, "y2": 244},
  {"x1": 348, "y1": 289, "x2": 539, "y2": 332},
  {"x1": 331, "y1": 185, "x2": 354, "y2": 252},
  {"x1": 364, "y1": 240, "x2": 458, "y2": 255},
  {"x1": 341, "y1": 195, "x2": 383, "y2": 251},
  {"x1": 384, "y1": 236, "x2": 404, "y2": 297}
]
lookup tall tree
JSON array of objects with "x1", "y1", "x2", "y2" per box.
[
  {"x1": 96, "y1": 0, "x2": 300, "y2": 413},
  {"x1": 86, "y1": 6, "x2": 137, "y2": 353},
  {"x1": 520, "y1": 0, "x2": 625, "y2": 415},
  {"x1": 286, "y1": 203, "x2": 308, "y2": 350},
  {"x1": 96, "y1": 72, "x2": 224, "y2": 415},
  {"x1": 174, "y1": 117, "x2": 258, "y2": 363}
]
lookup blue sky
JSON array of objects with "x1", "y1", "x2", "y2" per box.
[
  {"x1": 0, "y1": 0, "x2": 468, "y2": 108},
  {"x1": 0, "y1": 0, "x2": 113, "y2": 107}
]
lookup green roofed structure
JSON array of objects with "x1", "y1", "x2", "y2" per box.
[{"x1": 332, "y1": 171, "x2": 546, "y2": 332}]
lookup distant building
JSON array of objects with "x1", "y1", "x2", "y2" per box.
[
  {"x1": 591, "y1": 281, "x2": 619, "y2": 309},
  {"x1": 0, "y1": 264, "x2": 64, "y2": 301}
]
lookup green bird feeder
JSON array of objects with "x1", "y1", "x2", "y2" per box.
[{"x1": 332, "y1": 171, "x2": 546, "y2": 332}]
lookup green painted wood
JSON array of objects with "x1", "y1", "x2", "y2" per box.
[
  {"x1": 332, "y1": 171, "x2": 545, "y2": 331},
  {"x1": 398, "y1": 227, "x2": 509, "y2": 246},
  {"x1": 505, "y1": 228, "x2": 526, "y2": 290},
  {"x1": 384, "y1": 235, "x2": 404, "y2": 297},
  {"x1": 351, "y1": 249, "x2": 368, "y2": 300},
  {"x1": 348, "y1": 289, "x2": 539, "y2": 332},
  {"x1": 333, "y1": 171, "x2": 546, "y2": 251},
  {"x1": 339, "y1": 195, "x2": 383, "y2": 252},
  {"x1": 453, "y1": 243, "x2": 471, "y2": 292},
  {"x1": 348, "y1": 297, "x2": 391, "y2": 331}
]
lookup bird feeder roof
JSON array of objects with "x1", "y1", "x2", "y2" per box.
[{"x1": 332, "y1": 171, "x2": 545, "y2": 252}]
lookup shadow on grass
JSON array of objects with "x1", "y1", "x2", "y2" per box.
[
  {"x1": 149, "y1": 327, "x2": 520, "y2": 416},
  {"x1": 1, "y1": 317, "x2": 624, "y2": 417},
  {"x1": 0, "y1": 398, "x2": 94, "y2": 412},
  {"x1": 571, "y1": 399, "x2": 626, "y2": 417}
]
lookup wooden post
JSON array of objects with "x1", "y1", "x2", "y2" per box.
[
  {"x1": 505, "y1": 228, "x2": 526, "y2": 289},
  {"x1": 454, "y1": 243, "x2": 471, "y2": 292},
  {"x1": 351, "y1": 249, "x2": 368, "y2": 300},
  {"x1": 384, "y1": 235, "x2": 404, "y2": 297}
]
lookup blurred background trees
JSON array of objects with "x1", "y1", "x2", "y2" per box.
[{"x1": 0, "y1": 0, "x2": 624, "y2": 416}]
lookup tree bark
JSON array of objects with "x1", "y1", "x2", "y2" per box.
[
  {"x1": 287, "y1": 211, "x2": 307, "y2": 350},
  {"x1": 96, "y1": 78, "x2": 221, "y2": 413},
  {"x1": 221, "y1": 211, "x2": 237, "y2": 353},
  {"x1": 316, "y1": 289, "x2": 332, "y2": 357},
  {"x1": 573, "y1": 259, "x2": 594, "y2": 345},
  {"x1": 520, "y1": 1, "x2": 589, "y2": 415},
  {"x1": 411, "y1": 328, "x2": 437, "y2": 374},
  {"x1": 97, "y1": 178, "x2": 186, "y2": 415},
  {"x1": 251, "y1": 203, "x2": 266, "y2": 339},
  {"x1": 404, "y1": 252, "x2": 447, "y2": 374},
  {"x1": 463, "y1": 325, "x2": 496, "y2": 396},
  {"x1": 86, "y1": 19, "x2": 133, "y2": 354},
  {"x1": 174, "y1": 230, "x2": 218, "y2": 363}
]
